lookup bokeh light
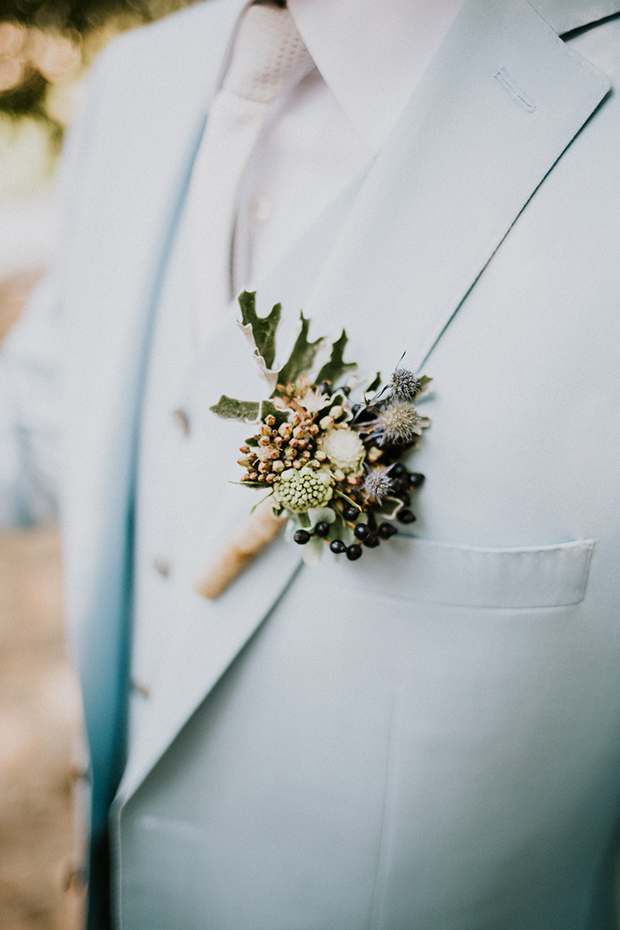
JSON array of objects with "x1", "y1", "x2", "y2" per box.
[{"x1": 0, "y1": 0, "x2": 187, "y2": 196}]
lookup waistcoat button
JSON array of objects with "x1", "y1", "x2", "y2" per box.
[
  {"x1": 172, "y1": 408, "x2": 190, "y2": 436},
  {"x1": 131, "y1": 679, "x2": 151, "y2": 699},
  {"x1": 153, "y1": 555, "x2": 170, "y2": 577}
]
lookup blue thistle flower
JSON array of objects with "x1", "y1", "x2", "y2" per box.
[
  {"x1": 390, "y1": 367, "x2": 418, "y2": 400},
  {"x1": 363, "y1": 465, "x2": 393, "y2": 504},
  {"x1": 362, "y1": 400, "x2": 423, "y2": 446}
]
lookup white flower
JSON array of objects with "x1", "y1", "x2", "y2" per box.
[
  {"x1": 297, "y1": 388, "x2": 331, "y2": 413},
  {"x1": 255, "y1": 444, "x2": 275, "y2": 462},
  {"x1": 322, "y1": 427, "x2": 365, "y2": 474}
]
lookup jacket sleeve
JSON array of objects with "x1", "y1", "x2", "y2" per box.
[
  {"x1": 0, "y1": 271, "x2": 61, "y2": 526},
  {"x1": 0, "y1": 50, "x2": 113, "y2": 529}
]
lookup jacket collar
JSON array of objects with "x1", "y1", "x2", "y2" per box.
[
  {"x1": 529, "y1": 0, "x2": 620, "y2": 35},
  {"x1": 287, "y1": 0, "x2": 466, "y2": 156},
  {"x1": 296, "y1": 0, "x2": 612, "y2": 376}
]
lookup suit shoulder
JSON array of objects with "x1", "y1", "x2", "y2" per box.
[{"x1": 92, "y1": 0, "x2": 231, "y2": 88}]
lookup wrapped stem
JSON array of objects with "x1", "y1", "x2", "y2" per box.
[{"x1": 195, "y1": 499, "x2": 285, "y2": 600}]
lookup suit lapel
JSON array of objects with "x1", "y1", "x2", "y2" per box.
[
  {"x1": 115, "y1": 174, "x2": 370, "y2": 804},
  {"x1": 298, "y1": 0, "x2": 611, "y2": 376},
  {"x1": 531, "y1": 0, "x2": 620, "y2": 35},
  {"x1": 117, "y1": 0, "x2": 613, "y2": 802}
]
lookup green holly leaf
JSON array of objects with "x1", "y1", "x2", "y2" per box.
[
  {"x1": 259, "y1": 399, "x2": 291, "y2": 428},
  {"x1": 414, "y1": 374, "x2": 433, "y2": 398},
  {"x1": 278, "y1": 313, "x2": 324, "y2": 386},
  {"x1": 316, "y1": 329, "x2": 357, "y2": 386},
  {"x1": 210, "y1": 395, "x2": 260, "y2": 421},
  {"x1": 238, "y1": 290, "x2": 281, "y2": 371},
  {"x1": 367, "y1": 371, "x2": 382, "y2": 394},
  {"x1": 374, "y1": 496, "x2": 403, "y2": 520}
]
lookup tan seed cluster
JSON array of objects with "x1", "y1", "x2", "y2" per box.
[
  {"x1": 237, "y1": 379, "x2": 361, "y2": 499},
  {"x1": 238, "y1": 407, "x2": 321, "y2": 484}
]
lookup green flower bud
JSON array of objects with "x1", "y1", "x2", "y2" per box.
[{"x1": 273, "y1": 466, "x2": 334, "y2": 513}]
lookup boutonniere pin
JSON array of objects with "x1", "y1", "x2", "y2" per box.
[{"x1": 196, "y1": 292, "x2": 431, "y2": 599}]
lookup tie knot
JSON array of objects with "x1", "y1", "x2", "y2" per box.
[{"x1": 223, "y1": 3, "x2": 314, "y2": 104}]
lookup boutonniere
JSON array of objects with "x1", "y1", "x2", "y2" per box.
[{"x1": 196, "y1": 292, "x2": 431, "y2": 599}]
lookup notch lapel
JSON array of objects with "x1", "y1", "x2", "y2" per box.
[
  {"x1": 531, "y1": 0, "x2": 620, "y2": 35},
  {"x1": 114, "y1": 176, "x2": 369, "y2": 805},
  {"x1": 298, "y1": 0, "x2": 611, "y2": 376}
]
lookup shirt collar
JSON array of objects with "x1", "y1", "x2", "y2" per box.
[
  {"x1": 222, "y1": 0, "x2": 466, "y2": 156},
  {"x1": 288, "y1": 0, "x2": 466, "y2": 155}
]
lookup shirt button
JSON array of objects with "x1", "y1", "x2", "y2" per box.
[
  {"x1": 249, "y1": 195, "x2": 271, "y2": 225},
  {"x1": 153, "y1": 555, "x2": 170, "y2": 577},
  {"x1": 172, "y1": 408, "x2": 190, "y2": 436}
]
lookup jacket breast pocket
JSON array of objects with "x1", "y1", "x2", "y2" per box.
[{"x1": 324, "y1": 537, "x2": 595, "y2": 609}]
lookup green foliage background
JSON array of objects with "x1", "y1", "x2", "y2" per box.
[{"x1": 0, "y1": 0, "x2": 187, "y2": 130}]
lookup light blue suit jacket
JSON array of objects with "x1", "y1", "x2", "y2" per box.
[{"x1": 4, "y1": 0, "x2": 620, "y2": 925}]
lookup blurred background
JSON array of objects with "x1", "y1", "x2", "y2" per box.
[
  {"x1": 0, "y1": 0, "x2": 189, "y2": 279},
  {"x1": 0, "y1": 0, "x2": 184, "y2": 926}
]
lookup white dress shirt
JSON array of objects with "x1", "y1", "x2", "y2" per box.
[{"x1": 228, "y1": 0, "x2": 466, "y2": 290}]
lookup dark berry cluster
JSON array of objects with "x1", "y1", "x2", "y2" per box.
[{"x1": 293, "y1": 464, "x2": 425, "y2": 560}]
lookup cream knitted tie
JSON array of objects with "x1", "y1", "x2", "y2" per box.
[{"x1": 189, "y1": 2, "x2": 313, "y2": 342}]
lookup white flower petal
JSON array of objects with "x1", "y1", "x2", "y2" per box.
[
  {"x1": 308, "y1": 507, "x2": 336, "y2": 528},
  {"x1": 301, "y1": 535, "x2": 324, "y2": 566}
]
